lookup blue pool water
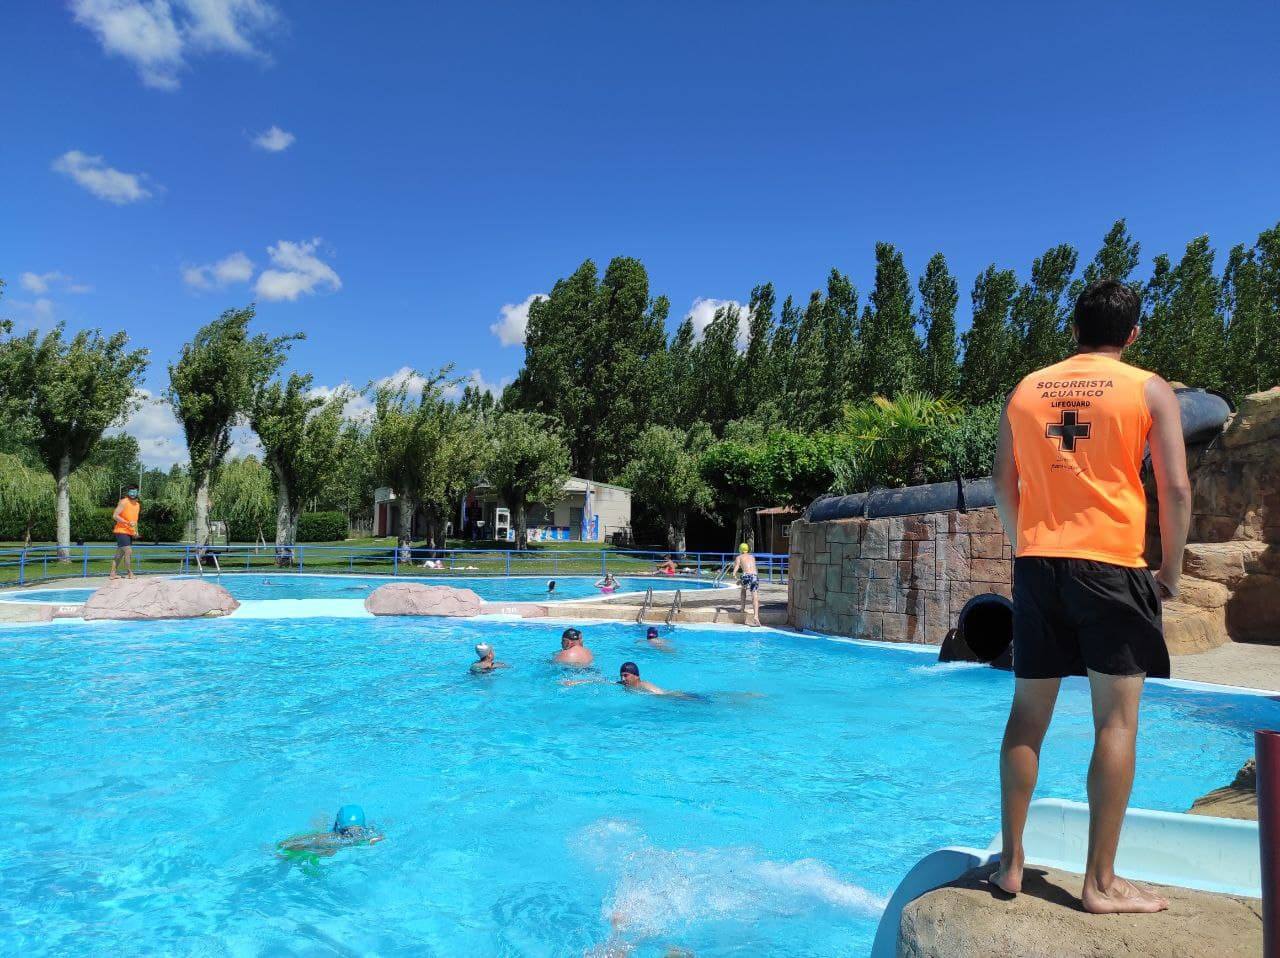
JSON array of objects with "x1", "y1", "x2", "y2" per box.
[
  {"x1": 0, "y1": 573, "x2": 721, "y2": 605},
  {"x1": 0, "y1": 617, "x2": 1270, "y2": 956}
]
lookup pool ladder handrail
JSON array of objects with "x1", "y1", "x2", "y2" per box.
[
  {"x1": 636, "y1": 587, "x2": 654, "y2": 624},
  {"x1": 665, "y1": 589, "x2": 683, "y2": 625},
  {"x1": 712, "y1": 563, "x2": 729, "y2": 585}
]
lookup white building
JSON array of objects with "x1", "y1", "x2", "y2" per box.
[{"x1": 372, "y1": 477, "x2": 632, "y2": 544}]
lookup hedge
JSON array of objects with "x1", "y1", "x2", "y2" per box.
[{"x1": 296, "y1": 511, "x2": 348, "y2": 542}]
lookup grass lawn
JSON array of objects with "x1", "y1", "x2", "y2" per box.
[{"x1": 0, "y1": 538, "x2": 737, "y2": 587}]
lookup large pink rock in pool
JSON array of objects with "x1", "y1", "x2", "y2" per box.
[
  {"x1": 365, "y1": 582, "x2": 483, "y2": 617},
  {"x1": 82, "y1": 577, "x2": 239, "y2": 621}
]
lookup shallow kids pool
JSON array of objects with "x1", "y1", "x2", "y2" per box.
[{"x1": 0, "y1": 616, "x2": 1268, "y2": 955}]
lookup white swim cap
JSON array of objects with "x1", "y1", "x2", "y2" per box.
[{"x1": 475, "y1": 642, "x2": 492, "y2": 658}]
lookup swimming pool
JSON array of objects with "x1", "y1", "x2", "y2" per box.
[
  {"x1": 0, "y1": 573, "x2": 723, "y2": 605},
  {"x1": 0, "y1": 617, "x2": 1268, "y2": 956}
]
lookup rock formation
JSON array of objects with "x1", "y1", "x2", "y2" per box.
[
  {"x1": 365, "y1": 582, "x2": 483, "y2": 617},
  {"x1": 82, "y1": 577, "x2": 239, "y2": 621},
  {"x1": 1189, "y1": 757, "x2": 1258, "y2": 821},
  {"x1": 898, "y1": 864, "x2": 1261, "y2": 957}
]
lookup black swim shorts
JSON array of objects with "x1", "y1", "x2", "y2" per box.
[
  {"x1": 1012, "y1": 557, "x2": 1169, "y2": 679},
  {"x1": 114, "y1": 532, "x2": 134, "y2": 548}
]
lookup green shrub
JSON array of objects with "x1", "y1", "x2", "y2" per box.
[{"x1": 296, "y1": 511, "x2": 348, "y2": 542}]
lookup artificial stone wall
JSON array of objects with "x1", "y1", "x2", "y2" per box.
[{"x1": 787, "y1": 508, "x2": 1012, "y2": 645}]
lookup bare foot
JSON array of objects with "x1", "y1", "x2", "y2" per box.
[
  {"x1": 990, "y1": 857, "x2": 1023, "y2": 895},
  {"x1": 1081, "y1": 876, "x2": 1169, "y2": 914}
]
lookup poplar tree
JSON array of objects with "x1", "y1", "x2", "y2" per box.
[
  {"x1": 960, "y1": 266, "x2": 1019, "y2": 404},
  {"x1": 1130, "y1": 254, "x2": 1174, "y2": 374},
  {"x1": 1222, "y1": 244, "x2": 1267, "y2": 400},
  {"x1": 1255, "y1": 223, "x2": 1280, "y2": 393},
  {"x1": 821, "y1": 269, "x2": 860, "y2": 408},
  {"x1": 1074, "y1": 219, "x2": 1142, "y2": 295},
  {"x1": 665, "y1": 317, "x2": 696, "y2": 427},
  {"x1": 740, "y1": 282, "x2": 775, "y2": 416},
  {"x1": 862, "y1": 243, "x2": 919, "y2": 397},
  {"x1": 692, "y1": 304, "x2": 744, "y2": 434},
  {"x1": 1167, "y1": 236, "x2": 1224, "y2": 390},
  {"x1": 768, "y1": 295, "x2": 801, "y2": 424},
  {"x1": 917, "y1": 252, "x2": 959, "y2": 397},
  {"x1": 1011, "y1": 244, "x2": 1078, "y2": 377}
]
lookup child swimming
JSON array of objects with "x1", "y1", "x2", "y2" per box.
[{"x1": 277, "y1": 805, "x2": 384, "y2": 859}]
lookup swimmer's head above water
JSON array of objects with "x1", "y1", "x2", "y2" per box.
[
  {"x1": 333, "y1": 804, "x2": 366, "y2": 835},
  {"x1": 646, "y1": 627, "x2": 659, "y2": 640},
  {"x1": 619, "y1": 661, "x2": 641, "y2": 687},
  {"x1": 561, "y1": 627, "x2": 583, "y2": 649},
  {"x1": 475, "y1": 642, "x2": 493, "y2": 662}
]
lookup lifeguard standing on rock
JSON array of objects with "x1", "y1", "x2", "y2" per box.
[
  {"x1": 109, "y1": 486, "x2": 141, "y2": 580},
  {"x1": 990, "y1": 279, "x2": 1192, "y2": 915}
]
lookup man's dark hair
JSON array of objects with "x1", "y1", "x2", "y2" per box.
[{"x1": 1073, "y1": 279, "x2": 1141, "y2": 348}]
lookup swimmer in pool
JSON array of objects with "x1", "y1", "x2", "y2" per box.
[
  {"x1": 563, "y1": 662, "x2": 699, "y2": 699},
  {"x1": 471, "y1": 642, "x2": 508, "y2": 673},
  {"x1": 654, "y1": 556, "x2": 677, "y2": 575},
  {"x1": 553, "y1": 627, "x2": 594, "y2": 667},
  {"x1": 547, "y1": 579, "x2": 556, "y2": 595},
  {"x1": 594, "y1": 572, "x2": 620, "y2": 593},
  {"x1": 639, "y1": 625, "x2": 673, "y2": 651},
  {"x1": 277, "y1": 805, "x2": 383, "y2": 858}
]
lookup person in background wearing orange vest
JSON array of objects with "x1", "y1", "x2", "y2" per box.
[
  {"x1": 109, "y1": 486, "x2": 141, "y2": 580},
  {"x1": 990, "y1": 279, "x2": 1191, "y2": 915}
]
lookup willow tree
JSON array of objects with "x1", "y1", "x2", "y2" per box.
[
  {"x1": 0, "y1": 453, "x2": 104, "y2": 546},
  {"x1": 251, "y1": 373, "x2": 347, "y2": 547},
  {"x1": 167, "y1": 307, "x2": 297, "y2": 546},
  {"x1": 0, "y1": 325, "x2": 146, "y2": 558},
  {"x1": 485, "y1": 411, "x2": 570, "y2": 549},
  {"x1": 211, "y1": 456, "x2": 276, "y2": 544}
]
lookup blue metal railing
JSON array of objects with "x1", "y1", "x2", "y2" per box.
[{"x1": 0, "y1": 543, "x2": 789, "y2": 588}]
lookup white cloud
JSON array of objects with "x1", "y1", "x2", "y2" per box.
[
  {"x1": 52, "y1": 150, "x2": 153, "y2": 204},
  {"x1": 7, "y1": 298, "x2": 58, "y2": 331},
  {"x1": 309, "y1": 382, "x2": 374, "y2": 423},
  {"x1": 70, "y1": 0, "x2": 279, "y2": 90},
  {"x1": 490, "y1": 293, "x2": 546, "y2": 347},
  {"x1": 252, "y1": 125, "x2": 294, "y2": 152},
  {"x1": 20, "y1": 271, "x2": 91, "y2": 295},
  {"x1": 443, "y1": 369, "x2": 510, "y2": 400},
  {"x1": 253, "y1": 238, "x2": 341, "y2": 302},
  {"x1": 110, "y1": 389, "x2": 185, "y2": 468},
  {"x1": 685, "y1": 297, "x2": 752, "y2": 350},
  {"x1": 182, "y1": 251, "x2": 254, "y2": 290}
]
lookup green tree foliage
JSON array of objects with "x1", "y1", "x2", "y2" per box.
[
  {"x1": 1222, "y1": 244, "x2": 1268, "y2": 399},
  {"x1": 766, "y1": 294, "x2": 801, "y2": 422},
  {"x1": 621, "y1": 425, "x2": 713, "y2": 552},
  {"x1": 485, "y1": 410, "x2": 571, "y2": 548},
  {"x1": 0, "y1": 324, "x2": 147, "y2": 558},
  {"x1": 664, "y1": 316, "x2": 697, "y2": 426},
  {"x1": 251, "y1": 373, "x2": 348, "y2": 546},
  {"x1": 691, "y1": 304, "x2": 743, "y2": 434},
  {"x1": 167, "y1": 307, "x2": 297, "y2": 546},
  {"x1": 960, "y1": 265, "x2": 1019, "y2": 404},
  {"x1": 1011, "y1": 244, "x2": 1078, "y2": 375},
  {"x1": 510, "y1": 257, "x2": 668, "y2": 480},
  {"x1": 1165, "y1": 236, "x2": 1224, "y2": 390},
  {"x1": 85, "y1": 433, "x2": 142, "y2": 505},
  {"x1": 1256, "y1": 223, "x2": 1280, "y2": 393},
  {"x1": 368, "y1": 369, "x2": 486, "y2": 544},
  {"x1": 862, "y1": 243, "x2": 919, "y2": 397},
  {"x1": 211, "y1": 456, "x2": 276, "y2": 543},
  {"x1": 917, "y1": 253, "x2": 959, "y2": 397},
  {"x1": 1073, "y1": 218, "x2": 1142, "y2": 297},
  {"x1": 821, "y1": 269, "x2": 860, "y2": 412},
  {"x1": 0, "y1": 453, "x2": 106, "y2": 545},
  {"x1": 739, "y1": 283, "x2": 775, "y2": 417}
]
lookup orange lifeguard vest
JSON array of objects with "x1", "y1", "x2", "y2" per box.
[
  {"x1": 113, "y1": 498, "x2": 140, "y2": 536},
  {"x1": 1007, "y1": 352, "x2": 1154, "y2": 568}
]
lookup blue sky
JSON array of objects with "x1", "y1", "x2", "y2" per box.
[{"x1": 3, "y1": 1, "x2": 1279, "y2": 464}]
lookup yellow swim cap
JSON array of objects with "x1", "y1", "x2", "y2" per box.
[{"x1": 739, "y1": 543, "x2": 749, "y2": 553}]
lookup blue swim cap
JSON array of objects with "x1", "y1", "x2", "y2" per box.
[{"x1": 333, "y1": 804, "x2": 366, "y2": 832}]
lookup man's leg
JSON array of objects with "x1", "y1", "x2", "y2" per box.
[
  {"x1": 123, "y1": 543, "x2": 134, "y2": 577},
  {"x1": 750, "y1": 585, "x2": 760, "y2": 625},
  {"x1": 1081, "y1": 670, "x2": 1168, "y2": 914},
  {"x1": 993, "y1": 676, "x2": 1061, "y2": 894},
  {"x1": 109, "y1": 546, "x2": 120, "y2": 579}
]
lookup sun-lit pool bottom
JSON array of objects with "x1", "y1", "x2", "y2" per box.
[
  {"x1": 0, "y1": 573, "x2": 724, "y2": 605},
  {"x1": 0, "y1": 616, "x2": 1269, "y2": 956}
]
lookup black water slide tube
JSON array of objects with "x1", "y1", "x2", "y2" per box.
[{"x1": 805, "y1": 388, "x2": 1231, "y2": 524}]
